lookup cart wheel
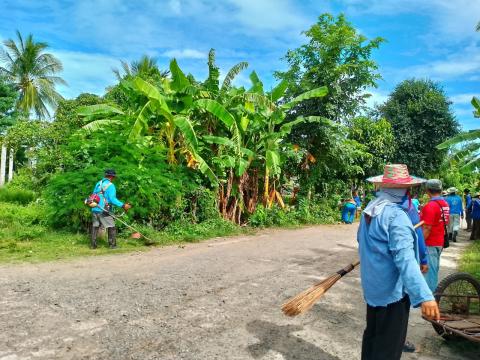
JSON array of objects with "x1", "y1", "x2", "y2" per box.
[{"x1": 433, "y1": 272, "x2": 480, "y2": 340}]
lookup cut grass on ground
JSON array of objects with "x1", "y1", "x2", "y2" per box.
[
  {"x1": 459, "y1": 240, "x2": 480, "y2": 281},
  {"x1": 0, "y1": 218, "x2": 245, "y2": 264}
]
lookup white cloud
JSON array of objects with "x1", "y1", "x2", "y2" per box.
[
  {"x1": 450, "y1": 93, "x2": 478, "y2": 105},
  {"x1": 343, "y1": 0, "x2": 480, "y2": 44},
  {"x1": 365, "y1": 88, "x2": 389, "y2": 107},
  {"x1": 52, "y1": 50, "x2": 119, "y2": 99},
  {"x1": 393, "y1": 44, "x2": 480, "y2": 81},
  {"x1": 162, "y1": 48, "x2": 207, "y2": 59},
  {"x1": 227, "y1": 0, "x2": 308, "y2": 32}
]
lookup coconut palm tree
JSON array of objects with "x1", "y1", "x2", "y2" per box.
[
  {"x1": 0, "y1": 30, "x2": 66, "y2": 118},
  {"x1": 113, "y1": 55, "x2": 169, "y2": 81}
]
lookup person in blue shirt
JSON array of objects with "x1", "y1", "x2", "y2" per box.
[
  {"x1": 411, "y1": 194, "x2": 420, "y2": 214},
  {"x1": 90, "y1": 169, "x2": 131, "y2": 249},
  {"x1": 445, "y1": 187, "x2": 463, "y2": 243},
  {"x1": 464, "y1": 189, "x2": 472, "y2": 231},
  {"x1": 469, "y1": 193, "x2": 480, "y2": 240},
  {"x1": 341, "y1": 198, "x2": 357, "y2": 224},
  {"x1": 359, "y1": 164, "x2": 439, "y2": 360},
  {"x1": 353, "y1": 190, "x2": 362, "y2": 218}
]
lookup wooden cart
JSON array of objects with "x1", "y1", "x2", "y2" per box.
[{"x1": 423, "y1": 272, "x2": 480, "y2": 343}]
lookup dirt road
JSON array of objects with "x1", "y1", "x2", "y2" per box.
[{"x1": 0, "y1": 225, "x2": 477, "y2": 360}]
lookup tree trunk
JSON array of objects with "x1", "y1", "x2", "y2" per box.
[
  {"x1": 8, "y1": 148, "x2": 13, "y2": 182},
  {"x1": 263, "y1": 168, "x2": 269, "y2": 207},
  {"x1": 0, "y1": 145, "x2": 6, "y2": 187}
]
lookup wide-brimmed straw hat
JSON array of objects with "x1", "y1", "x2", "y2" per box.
[
  {"x1": 447, "y1": 187, "x2": 458, "y2": 194},
  {"x1": 367, "y1": 164, "x2": 426, "y2": 188}
]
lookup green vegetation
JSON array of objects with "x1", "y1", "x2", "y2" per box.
[
  {"x1": 459, "y1": 241, "x2": 480, "y2": 280},
  {"x1": 0, "y1": 14, "x2": 476, "y2": 264}
]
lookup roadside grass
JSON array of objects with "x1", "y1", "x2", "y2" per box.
[
  {"x1": 0, "y1": 208, "x2": 246, "y2": 264},
  {"x1": 459, "y1": 240, "x2": 480, "y2": 280}
]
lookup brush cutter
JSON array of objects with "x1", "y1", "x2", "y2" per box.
[{"x1": 96, "y1": 205, "x2": 155, "y2": 244}]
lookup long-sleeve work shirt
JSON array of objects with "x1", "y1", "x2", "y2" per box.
[
  {"x1": 91, "y1": 178, "x2": 124, "y2": 213},
  {"x1": 358, "y1": 203, "x2": 434, "y2": 307}
]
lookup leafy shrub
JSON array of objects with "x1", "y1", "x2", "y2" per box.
[
  {"x1": 248, "y1": 197, "x2": 338, "y2": 227},
  {"x1": 0, "y1": 202, "x2": 48, "y2": 241},
  {"x1": 43, "y1": 134, "x2": 214, "y2": 231},
  {"x1": 0, "y1": 187, "x2": 36, "y2": 205}
]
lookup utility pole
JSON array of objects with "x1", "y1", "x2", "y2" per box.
[
  {"x1": 8, "y1": 148, "x2": 13, "y2": 182},
  {"x1": 0, "y1": 144, "x2": 6, "y2": 187}
]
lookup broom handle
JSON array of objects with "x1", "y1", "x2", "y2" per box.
[{"x1": 336, "y1": 221, "x2": 424, "y2": 278}]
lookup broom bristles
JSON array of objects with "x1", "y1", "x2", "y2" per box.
[{"x1": 282, "y1": 273, "x2": 342, "y2": 316}]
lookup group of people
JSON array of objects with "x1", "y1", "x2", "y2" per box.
[{"x1": 357, "y1": 164, "x2": 478, "y2": 359}]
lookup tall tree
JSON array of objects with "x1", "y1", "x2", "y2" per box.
[
  {"x1": 275, "y1": 13, "x2": 384, "y2": 123},
  {"x1": 0, "y1": 30, "x2": 66, "y2": 118},
  {"x1": 347, "y1": 116, "x2": 396, "y2": 178},
  {"x1": 113, "y1": 55, "x2": 169, "y2": 81},
  {"x1": 380, "y1": 79, "x2": 459, "y2": 176}
]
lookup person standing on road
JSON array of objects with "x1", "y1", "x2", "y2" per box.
[
  {"x1": 359, "y1": 164, "x2": 439, "y2": 360},
  {"x1": 353, "y1": 190, "x2": 362, "y2": 218},
  {"x1": 445, "y1": 187, "x2": 463, "y2": 243},
  {"x1": 469, "y1": 193, "x2": 480, "y2": 240},
  {"x1": 421, "y1": 179, "x2": 450, "y2": 293},
  {"x1": 341, "y1": 198, "x2": 357, "y2": 224},
  {"x1": 91, "y1": 169, "x2": 131, "y2": 249},
  {"x1": 464, "y1": 189, "x2": 473, "y2": 231}
]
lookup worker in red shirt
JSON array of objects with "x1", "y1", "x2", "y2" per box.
[{"x1": 421, "y1": 179, "x2": 450, "y2": 292}]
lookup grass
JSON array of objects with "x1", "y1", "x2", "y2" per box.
[
  {"x1": 459, "y1": 240, "x2": 480, "y2": 281},
  {"x1": 0, "y1": 212, "x2": 246, "y2": 264}
]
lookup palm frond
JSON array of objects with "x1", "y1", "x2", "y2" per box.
[
  {"x1": 437, "y1": 129, "x2": 480, "y2": 149},
  {"x1": 221, "y1": 62, "x2": 248, "y2": 93}
]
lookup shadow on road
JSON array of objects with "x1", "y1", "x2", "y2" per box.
[{"x1": 246, "y1": 320, "x2": 341, "y2": 360}]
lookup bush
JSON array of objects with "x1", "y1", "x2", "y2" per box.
[
  {"x1": 0, "y1": 202, "x2": 48, "y2": 241},
  {"x1": 248, "y1": 197, "x2": 338, "y2": 227},
  {"x1": 0, "y1": 187, "x2": 36, "y2": 205}
]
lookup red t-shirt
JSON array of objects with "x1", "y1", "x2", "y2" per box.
[{"x1": 421, "y1": 198, "x2": 450, "y2": 247}]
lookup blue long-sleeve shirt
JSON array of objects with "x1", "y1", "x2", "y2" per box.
[
  {"x1": 400, "y1": 199, "x2": 427, "y2": 265},
  {"x1": 470, "y1": 198, "x2": 480, "y2": 220},
  {"x1": 358, "y1": 203, "x2": 434, "y2": 307},
  {"x1": 446, "y1": 194, "x2": 463, "y2": 216},
  {"x1": 91, "y1": 178, "x2": 124, "y2": 213},
  {"x1": 465, "y1": 194, "x2": 472, "y2": 213}
]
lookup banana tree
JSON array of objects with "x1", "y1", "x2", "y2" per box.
[
  {"x1": 244, "y1": 73, "x2": 329, "y2": 208},
  {"x1": 437, "y1": 97, "x2": 480, "y2": 172}
]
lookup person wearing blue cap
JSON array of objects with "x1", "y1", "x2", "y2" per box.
[{"x1": 90, "y1": 169, "x2": 131, "y2": 249}]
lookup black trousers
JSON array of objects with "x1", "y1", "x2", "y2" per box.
[
  {"x1": 466, "y1": 212, "x2": 472, "y2": 230},
  {"x1": 470, "y1": 219, "x2": 480, "y2": 240},
  {"x1": 361, "y1": 296, "x2": 410, "y2": 360}
]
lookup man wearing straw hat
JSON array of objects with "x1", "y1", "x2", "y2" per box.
[{"x1": 359, "y1": 164, "x2": 439, "y2": 360}]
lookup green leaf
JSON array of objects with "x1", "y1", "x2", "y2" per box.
[
  {"x1": 194, "y1": 152, "x2": 218, "y2": 184},
  {"x1": 173, "y1": 115, "x2": 198, "y2": 150},
  {"x1": 266, "y1": 150, "x2": 281, "y2": 175},
  {"x1": 77, "y1": 104, "x2": 124, "y2": 117},
  {"x1": 81, "y1": 119, "x2": 122, "y2": 133},
  {"x1": 472, "y1": 96, "x2": 480, "y2": 118},
  {"x1": 194, "y1": 99, "x2": 235, "y2": 128},
  {"x1": 220, "y1": 61, "x2": 248, "y2": 93},
  {"x1": 249, "y1": 71, "x2": 264, "y2": 94},
  {"x1": 282, "y1": 86, "x2": 328, "y2": 110},
  {"x1": 270, "y1": 80, "x2": 288, "y2": 102},
  {"x1": 237, "y1": 158, "x2": 249, "y2": 176},
  {"x1": 241, "y1": 147, "x2": 256, "y2": 158},
  {"x1": 437, "y1": 129, "x2": 480, "y2": 149},
  {"x1": 240, "y1": 116, "x2": 250, "y2": 132},
  {"x1": 129, "y1": 101, "x2": 151, "y2": 141},
  {"x1": 133, "y1": 77, "x2": 171, "y2": 116},
  {"x1": 203, "y1": 135, "x2": 235, "y2": 147},
  {"x1": 170, "y1": 59, "x2": 190, "y2": 91}
]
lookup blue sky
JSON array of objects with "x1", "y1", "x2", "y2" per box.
[{"x1": 1, "y1": 0, "x2": 479, "y2": 129}]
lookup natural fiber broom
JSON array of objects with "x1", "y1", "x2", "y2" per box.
[{"x1": 282, "y1": 221, "x2": 424, "y2": 316}]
